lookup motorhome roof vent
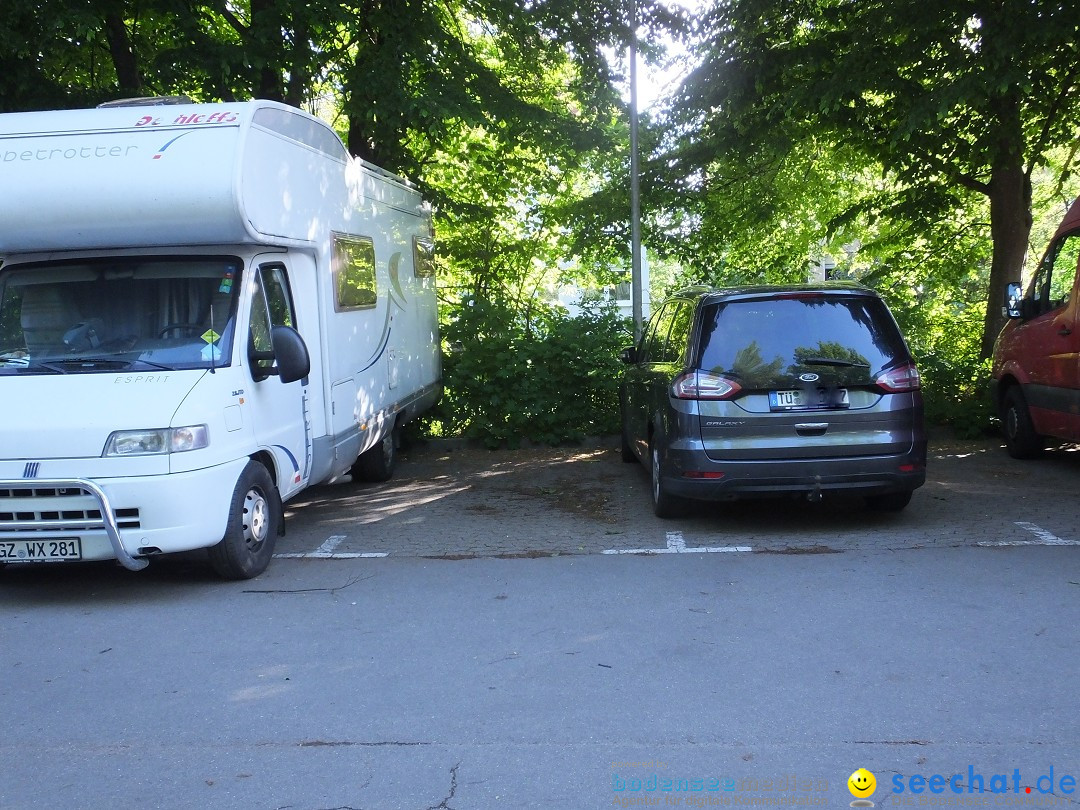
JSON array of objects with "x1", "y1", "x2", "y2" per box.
[{"x1": 96, "y1": 95, "x2": 195, "y2": 108}]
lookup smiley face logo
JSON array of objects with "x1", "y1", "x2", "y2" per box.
[{"x1": 848, "y1": 768, "x2": 877, "y2": 799}]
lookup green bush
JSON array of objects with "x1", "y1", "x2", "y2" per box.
[
  {"x1": 427, "y1": 296, "x2": 630, "y2": 447},
  {"x1": 918, "y1": 354, "x2": 996, "y2": 438},
  {"x1": 890, "y1": 295, "x2": 997, "y2": 438}
]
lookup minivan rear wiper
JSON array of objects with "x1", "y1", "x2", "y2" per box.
[{"x1": 803, "y1": 356, "x2": 871, "y2": 368}]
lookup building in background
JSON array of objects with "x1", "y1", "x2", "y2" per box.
[{"x1": 557, "y1": 246, "x2": 651, "y2": 320}]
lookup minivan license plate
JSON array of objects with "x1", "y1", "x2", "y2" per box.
[
  {"x1": 0, "y1": 538, "x2": 82, "y2": 562},
  {"x1": 769, "y1": 388, "x2": 849, "y2": 410}
]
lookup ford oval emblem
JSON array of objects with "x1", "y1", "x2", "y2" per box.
[{"x1": 799, "y1": 373, "x2": 820, "y2": 382}]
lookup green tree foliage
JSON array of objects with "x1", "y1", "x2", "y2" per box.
[
  {"x1": 0, "y1": 0, "x2": 690, "y2": 442},
  {"x1": 666, "y1": 0, "x2": 1080, "y2": 360},
  {"x1": 433, "y1": 297, "x2": 630, "y2": 446}
]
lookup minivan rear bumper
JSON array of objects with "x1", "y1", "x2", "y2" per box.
[{"x1": 660, "y1": 446, "x2": 926, "y2": 501}]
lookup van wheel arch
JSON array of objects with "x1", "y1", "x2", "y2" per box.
[
  {"x1": 251, "y1": 450, "x2": 278, "y2": 484},
  {"x1": 1001, "y1": 386, "x2": 1045, "y2": 459},
  {"x1": 995, "y1": 375, "x2": 1020, "y2": 413},
  {"x1": 208, "y1": 459, "x2": 282, "y2": 579},
  {"x1": 250, "y1": 450, "x2": 286, "y2": 536}
]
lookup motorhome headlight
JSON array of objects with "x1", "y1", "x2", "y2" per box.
[{"x1": 103, "y1": 425, "x2": 209, "y2": 456}]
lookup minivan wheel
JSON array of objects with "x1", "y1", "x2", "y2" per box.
[
  {"x1": 865, "y1": 491, "x2": 912, "y2": 512},
  {"x1": 1002, "y1": 388, "x2": 1045, "y2": 459},
  {"x1": 650, "y1": 443, "x2": 682, "y2": 518}
]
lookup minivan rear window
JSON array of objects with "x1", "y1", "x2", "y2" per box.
[{"x1": 696, "y1": 295, "x2": 908, "y2": 390}]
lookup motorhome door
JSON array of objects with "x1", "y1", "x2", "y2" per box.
[{"x1": 245, "y1": 259, "x2": 311, "y2": 497}]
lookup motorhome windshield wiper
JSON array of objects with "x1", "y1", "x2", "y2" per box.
[
  {"x1": 51, "y1": 357, "x2": 132, "y2": 370},
  {"x1": 123, "y1": 358, "x2": 177, "y2": 371},
  {"x1": 803, "y1": 356, "x2": 871, "y2": 368},
  {"x1": 37, "y1": 357, "x2": 178, "y2": 372},
  {"x1": 77, "y1": 357, "x2": 179, "y2": 371},
  {"x1": 20, "y1": 362, "x2": 67, "y2": 373}
]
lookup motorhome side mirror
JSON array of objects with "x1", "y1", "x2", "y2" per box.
[
  {"x1": 271, "y1": 325, "x2": 311, "y2": 384},
  {"x1": 620, "y1": 346, "x2": 638, "y2": 364},
  {"x1": 1004, "y1": 282, "x2": 1024, "y2": 319}
]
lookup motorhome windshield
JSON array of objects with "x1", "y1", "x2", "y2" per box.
[{"x1": 0, "y1": 258, "x2": 241, "y2": 374}]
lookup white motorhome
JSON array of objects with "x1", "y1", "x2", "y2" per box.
[{"x1": 0, "y1": 99, "x2": 440, "y2": 578}]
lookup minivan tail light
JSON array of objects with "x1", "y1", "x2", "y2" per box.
[
  {"x1": 875, "y1": 364, "x2": 921, "y2": 393},
  {"x1": 672, "y1": 371, "x2": 742, "y2": 400}
]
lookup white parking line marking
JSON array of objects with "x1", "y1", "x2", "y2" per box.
[
  {"x1": 603, "y1": 531, "x2": 751, "y2": 555},
  {"x1": 315, "y1": 535, "x2": 345, "y2": 556},
  {"x1": 977, "y1": 522, "x2": 1080, "y2": 547},
  {"x1": 274, "y1": 535, "x2": 389, "y2": 559},
  {"x1": 274, "y1": 551, "x2": 389, "y2": 559}
]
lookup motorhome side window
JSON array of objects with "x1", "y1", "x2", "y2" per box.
[
  {"x1": 248, "y1": 264, "x2": 296, "y2": 379},
  {"x1": 333, "y1": 235, "x2": 377, "y2": 310},
  {"x1": 413, "y1": 236, "x2": 435, "y2": 278},
  {"x1": 0, "y1": 258, "x2": 240, "y2": 373},
  {"x1": 1032, "y1": 231, "x2": 1080, "y2": 315}
]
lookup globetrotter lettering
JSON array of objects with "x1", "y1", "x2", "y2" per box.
[{"x1": 3, "y1": 145, "x2": 138, "y2": 163}]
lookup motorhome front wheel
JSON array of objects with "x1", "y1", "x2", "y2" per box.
[{"x1": 208, "y1": 461, "x2": 281, "y2": 579}]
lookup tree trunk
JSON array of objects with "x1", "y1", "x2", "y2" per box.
[
  {"x1": 284, "y1": 18, "x2": 311, "y2": 109},
  {"x1": 982, "y1": 164, "x2": 1031, "y2": 358},
  {"x1": 103, "y1": 13, "x2": 141, "y2": 95},
  {"x1": 250, "y1": 0, "x2": 284, "y2": 102},
  {"x1": 980, "y1": 93, "x2": 1032, "y2": 360}
]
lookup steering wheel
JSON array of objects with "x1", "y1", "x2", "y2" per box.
[{"x1": 159, "y1": 323, "x2": 204, "y2": 338}]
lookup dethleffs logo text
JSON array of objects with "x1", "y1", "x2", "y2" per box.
[
  {"x1": 892, "y1": 767, "x2": 1076, "y2": 796},
  {"x1": 134, "y1": 111, "x2": 239, "y2": 128}
]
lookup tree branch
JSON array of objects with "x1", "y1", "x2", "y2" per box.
[{"x1": 1026, "y1": 62, "x2": 1080, "y2": 178}]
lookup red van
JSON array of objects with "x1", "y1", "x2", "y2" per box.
[{"x1": 991, "y1": 198, "x2": 1080, "y2": 457}]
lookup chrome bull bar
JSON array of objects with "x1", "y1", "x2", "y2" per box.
[{"x1": 0, "y1": 478, "x2": 148, "y2": 571}]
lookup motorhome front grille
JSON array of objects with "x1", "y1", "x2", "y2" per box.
[{"x1": 0, "y1": 486, "x2": 140, "y2": 531}]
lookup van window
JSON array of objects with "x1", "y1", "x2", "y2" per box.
[
  {"x1": 639, "y1": 306, "x2": 667, "y2": 363},
  {"x1": 642, "y1": 302, "x2": 692, "y2": 364},
  {"x1": 333, "y1": 235, "x2": 377, "y2": 310},
  {"x1": 1031, "y1": 231, "x2": 1080, "y2": 315},
  {"x1": 643, "y1": 303, "x2": 684, "y2": 363},
  {"x1": 249, "y1": 263, "x2": 296, "y2": 379},
  {"x1": 697, "y1": 295, "x2": 907, "y2": 390},
  {"x1": 663, "y1": 302, "x2": 693, "y2": 364}
]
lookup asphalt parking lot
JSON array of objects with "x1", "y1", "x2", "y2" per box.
[
  {"x1": 277, "y1": 429, "x2": 1080, "y2": 561},
  {"x1": 4, "y1": 429, "x2": 1079, "y2": 810}
]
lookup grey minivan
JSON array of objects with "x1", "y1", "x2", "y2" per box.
[{"x1": 619, "y1": 283, "x2": 926, "y2": 516}]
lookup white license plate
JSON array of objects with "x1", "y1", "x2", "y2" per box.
[
  {"x1": 0, "y1": 538, "x2": 83, "y2": 562},
  {"x1": 769, "y1": 388, "x2": 850, "y2": 410}
]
